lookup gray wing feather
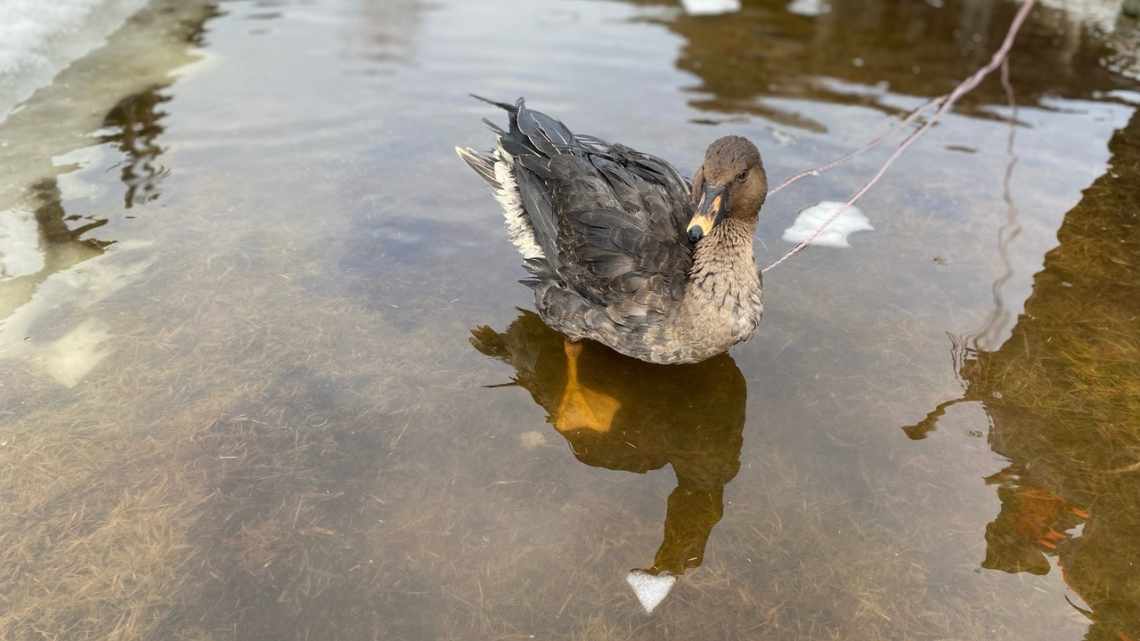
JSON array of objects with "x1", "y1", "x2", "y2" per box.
[{"x1": 463, "y1": 96, "x2": 693, "y2": 329}]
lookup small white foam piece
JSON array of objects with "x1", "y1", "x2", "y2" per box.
[
  {"x1": 787, "y1": 0, "x2": 830, "y2": 16},
  {"x1": 680, "y1": 0, "x2": 742, "y2": 16},
  {"x1": 781, "y1": 201, "x2": 873, "y2": 248},
  {"x1": 0, "y1": 208, "x2": 43, "y2": 280},
  {"x1": 625, "y1": 570, "x2": 676, "y2": 614}
]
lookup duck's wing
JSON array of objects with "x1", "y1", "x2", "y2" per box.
[
  {"x1": 458, "y1": 96, "x2": 694, "y2": 328},
  {"x1": 547, "y1": 144, "x2": 694, "y2": 324}
]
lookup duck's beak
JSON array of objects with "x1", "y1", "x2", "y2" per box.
[{"x1": 687, "y1": 184, "x2": 727, "y2": 243}]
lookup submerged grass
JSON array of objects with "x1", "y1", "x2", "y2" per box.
[
  {"x1": 3, "y1": 135, "x2": 1138, "y2": 641},
  {"x1": 2, "y1": 2, "x2": 1140, "y2": 640},
  {"x1": 0, "y1": 251, "x2": 447, "y2": 640},
  {"x1": 1, "y1": 196, "x2": 1134, "y2": 641},
  {"x1": 0, "y1": 402, "x2": 212, "y2": 640}
]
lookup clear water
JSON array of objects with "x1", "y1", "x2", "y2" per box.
[{"x1": 1, "y1": 1, "x2": 1139, "y2": 639}]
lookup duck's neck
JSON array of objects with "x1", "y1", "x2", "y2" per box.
[{"x1": 675, "y1": 218, "x2": 763, "y2": 352}]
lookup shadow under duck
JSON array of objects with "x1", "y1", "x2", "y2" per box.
[{"x1": 456, "y1": 97, "x2": 767, "y2": 365}]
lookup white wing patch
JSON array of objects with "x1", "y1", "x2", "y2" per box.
[{"x1": 491, "y1": 144, "x2": 544, "y2": 260}]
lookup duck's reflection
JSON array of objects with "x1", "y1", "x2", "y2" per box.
[
  {"x1": 903, "y1": 108, "x2": 1140, "y2": 641},
  {"x1": 471, "y1": 310, "x2": 746, "y2": 575}
]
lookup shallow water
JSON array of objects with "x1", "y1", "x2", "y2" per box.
[{"x1": 1, "y1": 0, "x2": 1139, "y2": 639}]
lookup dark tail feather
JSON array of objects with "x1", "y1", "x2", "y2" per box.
[
  {"x1": 470, "y1": 94, "x2": 577, "y2": 155},
  {"x1": 466, "y1": 94, "x2": 574, "y2": 277},
  {"x1": 470, "y1": 93, "x2": 518, "y2": 113},
  {"x1": 481, "y1": 118, "x2": 507, "y2": 136},
  {"x1": 471, "y1": 94, "x2": 528, "y2": 144},
  {"x1": 470, "y1": 95, "x2": 558, "y2": 156}
]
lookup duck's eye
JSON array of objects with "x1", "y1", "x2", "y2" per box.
[{"x1": 735, "y1": 171, "x2": 748, "y2": 183}]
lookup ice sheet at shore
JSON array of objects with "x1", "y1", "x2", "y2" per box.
[{"x1": 0, "y1": 0, "x2": 148, "y2": 122}]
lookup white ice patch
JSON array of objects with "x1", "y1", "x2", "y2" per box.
[
  {"x1": 0, "y1": 0, "x2": 149, "y2": 122},
  {"x1": 681, "y1": 0, "x2": 742, "y2": 16},
  {"x1": 0, "y1": 209, "x2": 43, "y2": 280},
  {"x1": 625, "y1": 570, "x2": 676, "y2": 614},
  {"x1": 782, "y1": 201, "x2": 873, "y2": 248},
  {"x1": 787, "y1": 0, "x2": 831, "y2": 16}
]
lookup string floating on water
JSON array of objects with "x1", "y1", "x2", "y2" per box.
[
  {"x1": 760, "y1": 0, "x2": 1037, "y2": 274},
  {"x1": 766, "y1": 95, "x2": 943, "y2": 198}
]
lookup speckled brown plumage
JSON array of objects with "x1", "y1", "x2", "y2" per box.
[{"x1": 456, "y1": 97, "x2": 766, "y2": 364}]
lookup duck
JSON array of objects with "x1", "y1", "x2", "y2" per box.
[{"x1": 456, "y1": 96, "x2": 766, "y2": 366}]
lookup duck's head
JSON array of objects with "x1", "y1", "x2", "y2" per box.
[{"x1": 687, "y1": 136, "x2": 767, "y2": 243}]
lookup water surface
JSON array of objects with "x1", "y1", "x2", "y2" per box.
[{"x1": 1, "y1": 1, "x2": 1139, "y2": 639}]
